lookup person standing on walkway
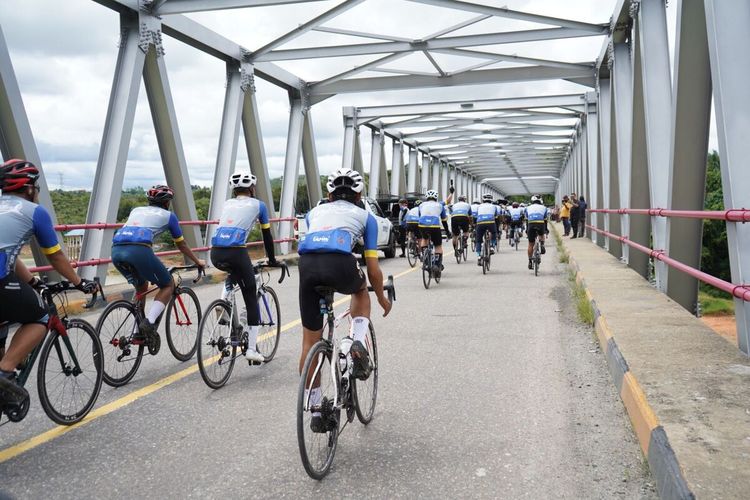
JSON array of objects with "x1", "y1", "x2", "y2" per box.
[
  {"x1": 569, "y1": 193, "x2": 580, "y2": 239},
  {"x1": 396, "y1": 198, "x2": 408, "y2": 258},
  {"x1": 560, "y1": 195, "x2": 571, "y2": 236},
  {"x1": 577, "y1": 195, "x2": 587, "y2": 237}
]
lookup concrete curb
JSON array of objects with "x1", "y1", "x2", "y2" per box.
[{"x1": 557, "y1": 227, "x2": 694, "y2": 500}]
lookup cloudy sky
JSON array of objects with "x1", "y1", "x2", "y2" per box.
[{"x1": 0, "y1": 0, "x2": 713, "y2": 191}]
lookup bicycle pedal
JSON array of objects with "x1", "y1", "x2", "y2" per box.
[{"x1": 248, "y1": 360, "x2": 262, "y2": 366}]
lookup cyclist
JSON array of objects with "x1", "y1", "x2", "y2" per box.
[
  {"x1": 297, "y1": 168, "x2": 391, "y2": 432},
  {"x1": 475, "y1": 193, "x2": 500, "y2": 266},
  {"x1": 418, "y1": 189, "x2": 451, "y2": 271},
  {"x1": 0, "y1": 159, "x2": 97, "y2": 406},
  {"x1": 405, "y1": 199, "x2": 421, "y2": 251},
  {"x1": 111, "y1": 184, "x2": 205, "y2": 351},
  {"x1": 210, "y1": 172, "x2": 278, "y2": 363},
  {"x1": 524, "y1": 195, "x2": 549, "y2": 269},
  {"x1": 508, "y1": 202, "x2": 524, "y2": 244},
  {"x1": 449, "y1": 195, "x2": 471, "y2": 253}
]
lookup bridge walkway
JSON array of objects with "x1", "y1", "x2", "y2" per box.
[{"x1": 0, "y1": 240, "x2": 655, "y2": 498}]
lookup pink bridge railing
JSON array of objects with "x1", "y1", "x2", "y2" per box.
[
  {"x1": 29, "y1": 217, "x2": 298, "y2": 273},
  {"x1": 585, "y1": 208, "x2": 750, "y2": 302}
]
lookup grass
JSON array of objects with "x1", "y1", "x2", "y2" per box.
[
  {"x1": 699, "y1": 291, "x2": 734, "y2": 316},
  {"x1": 567, "y1": 270, "x2": 595, "y2": 325},
  {"x1": 552, "y1": 225, "x2": 569, "y2": 263}
]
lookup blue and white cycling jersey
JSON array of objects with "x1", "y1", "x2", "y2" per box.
[
  {"x1": 0, "y1": 196, "x2": 60, "y2": 279},
  {"x1": 418, "y1": 200, "x2": 447, "y2": 228},
  {"x1": 299, "y1": 199, "x2": 378, "y2": 258},
  {"x1": 450, "y1": 201, "x2": 471, "y2": 218},
  {"x1": 475, "y1": 202, "x2": 500, "y2": 224},
  {"x1": 113, "y1": 206, "x2": 183, "y2": 245},
  {"x1": 470, "y1": 203, "x2": 480, "y2": 220},
  {"x1": 405, "y1": 206, "x2": 420, "y2": 223},
  {"x1": 525, "y1": 203, "x2": 549, "y2": 223},
  {"x1": 509, "y1": 207, "x2": 524, "y2": 221},
  {"x1": 211, "y1": 196, "x2": 270, "y2": 247}
]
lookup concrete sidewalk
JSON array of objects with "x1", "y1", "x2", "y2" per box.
[{"x1": 558, "y1": 224, "x2": 750, "y2": 499}]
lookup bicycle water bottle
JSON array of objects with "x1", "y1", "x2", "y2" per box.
[{"x1": 339, "y1": 337, "x2": 353, "y2": 374}]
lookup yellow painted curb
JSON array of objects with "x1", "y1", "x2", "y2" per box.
[{"x1": 620, "y1": 371, "x2": 660, "y2": 454}]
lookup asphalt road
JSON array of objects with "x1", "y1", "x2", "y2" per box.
[{"x1": 0, "y1": 237, "x2": 656, "y2": 499}]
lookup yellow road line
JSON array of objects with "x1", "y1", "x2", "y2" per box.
[{"x1": 0, "y1": 261, "x2": 421, "y2": 463}]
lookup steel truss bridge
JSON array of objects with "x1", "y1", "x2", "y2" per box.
[{"x1": 1, "y1": 0, "x2": 750, "y2": 354}]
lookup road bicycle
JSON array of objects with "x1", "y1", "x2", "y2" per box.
[
  {"x1": 532, "y1": 235, "x2": 543, "y2": 276},
  {"x1": 479, "y1": 229, "x2": 492, "y2": 275},
  {"x1": 296, "y1": 276, "x2": 396, "y2": 479},
  {"x1": 421, "y1": 238, "x2": 441, "y2": 289},
  {"x1": 95, "y1": 265, "x2": 204, "y2": 387},
  {"x1": 453, "y1": 228, "x2": 468, "y2": 264},
  {"x1": 405, "y1": 231, "x2": 421, "y2": 268},
  {"x1": 197, "y1": 262, "x2": 289, "y2": 389},
  {"x1": 512, "y1": 224, "x2": 522, "y2": 250},
  {"x1": 0, "y1": 280, "x2": 104, "y2": 426}
]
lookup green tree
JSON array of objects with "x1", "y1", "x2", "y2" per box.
[{"x1": 701, "y1": 151, "x2": 730, "y2": 293}]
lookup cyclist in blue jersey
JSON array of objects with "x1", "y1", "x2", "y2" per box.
[
  {"x1": 210, "y1": 172, "x2": 278, "y2": 363},
  {"x1": 297, "y1": 168, "x2": 391, "y2": 432},
  {"x1": 508, "y1": 202, "x2": 524, "y2": 242},
  {"x1": 405, "y1": 199, "x2": 421, "y2": 244},
  {"x1": 449, "y1": 195, "x2": 472, "y2": 252},
  {"x1": 111, "y1": 185, "x2": 205, "y2": 351},
  {"x1": 475, "y1": 193, "x2": 500, "y2": 265},
  {"x1": 0, "y1": 159, "x2": 97, "y2": 406},
  {"x1": 524, "y1": 196, "x2": 549, "y2": 269},
  {"x1": 418, "y1": 189, "x2": 451, "y2": 271}
]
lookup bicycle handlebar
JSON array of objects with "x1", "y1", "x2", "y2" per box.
[
  {"x1": 367, "y1": 275, "x2": 396, "y2": 303},
  {"x1": 167, "y1": 264, "x2": 205, "y2": 284},
  {"x1": 254, "y1": 261, "x2": 291, "y2": 284}
]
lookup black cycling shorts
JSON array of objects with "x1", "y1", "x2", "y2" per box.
[
  {"x1": 406, "y1": 222, "x2": 419, "y2": 237},
  {"x1": 419, "y1": 226, "x2": 443, "y2": 247},
  {"x1": 210, "y1": 247, "x2": 260, "y2": 326},
  {"x1": 299, "y1": 253, "x2": 366, "y2": 330},
  {"x1": 527, "y1": 222, "x2": 547, "y2": 242},
  {"x1": 451, "y1": 217, "x2": 470, "y2": 235},
  {"x1": 0, "y1": 273, "x2": 48, "y2": 328}
]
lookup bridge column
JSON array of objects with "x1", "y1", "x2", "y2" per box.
[
  {"x1": 80, "y1": 14, "x2": 147, "y2": 282},
  {"x1": 341, "y1": 109, "x2": 363, "y2": 176},
  {"x1": 421, "y1": 153, "x2": 430, "y2": 193},
  {"x1": 612, "y1": 41, "x2": 633, "y2": 264},
  {"x1": 607, "y1": 72, "x2": 622, "y2": 259},
  {"x1": 636, "y1": 0, "x2": 673, "y2": 292},
  {"x1": 301, "y1": 109, "x2": 323, "y2": 208},
  {"x1": 278, "y1": 97, "x2": 305, "y2": 254},
  {"x1": 665, "y1": 0, "x2": 711, "y2": 313},
  {"x1": 240, "y1": 65, "x2": 278, "y2": 252},
  {"x1": 368, "y1": 128, "x2": 383, "y2": 199},
  {"x1": 705, "y1": 0, "x2": 750, "y2": 353},
  {"x1": 595, "y1": 110, "x2": 606, "y2": 247},
  {"x1": 598, "y1": 77, "x2": 616, "y2": 254},
  {"x1": 432, "y1": 158, "x2": 441, "y2": 197},
  {"x1": 407, "y1": 146, "x2": 418, "y2": 193},
  {"x1": 441, "y1": 162, "x2": 449, "y2": 199},
  {"x1": 629, "y1": 24, "x2": 652, "y2": 279},
  {"x1": 0, "y1": 25, "x2": 60, "y2": 279},
  {"x1": 391, "y1": 137, "x2": 406, "y2": 196}
]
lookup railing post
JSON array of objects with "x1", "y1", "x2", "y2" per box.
[
  {"x1": 666, "y1": 0, "x2": 711, "y2": 313},
  {"x1": 705, "y1": 0, "x2": 750, "y2": 354}
]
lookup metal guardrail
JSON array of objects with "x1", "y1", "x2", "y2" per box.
[{"x1": 588, "y1": 208, "x2": 750, "y2": 222}]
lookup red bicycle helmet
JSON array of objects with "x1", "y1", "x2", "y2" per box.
[
  {"x1": 0, "y1": 159, "x2": 40, "y2": 192},
  {"x1": 147, "y1": 184, "x2": 174, "y2": 203}
]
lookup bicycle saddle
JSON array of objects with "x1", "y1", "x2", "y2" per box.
[{"x1": 314, "y1": 286, "x2": 336, "y2": 302}]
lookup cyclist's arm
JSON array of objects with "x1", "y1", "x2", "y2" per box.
[
  {"x1": 258, "y1": 202, "x2": 277, "y2": 263},
  {"x1": 440, "y1": 205, "x2": 450, "y2": 236},
  {"x1": 169, "y1": 213, "x2": 204, "y2": 267},
  {"x1": 14, "y1": 258, "x2": 33, "y2": 283},
  {"x1": 363, "y1": 215, "x2": 390, "y2": 315},
  {"x1": 32, "y1": 205, "x2": 82, "y2": 286}
]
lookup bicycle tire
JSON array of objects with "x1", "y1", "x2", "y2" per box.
[
  {"x1": 96, "y1": 300, "x2": 144, "y2": 387},
  {"x1": 406, "y1": 239, "x2": 416, "y2": 268},
  {"x1": 482, "y1": 235, "x2": 490, "y2": 274},
  {"x1": 297, "y1": 340, "x2": 338, "y2": 480},
  {"x1": 256, "y1": 286, "x2": 281, "y2": 362},
  {"x1": 197, "y1": 299, "x2": 237, "y2": 389},
  {"x1": 37, "y1": 319, "x2": 103, "y2": 425},
  {"x1": 455, "y1": 242, "x2": 461, "y2": 264},
  {"x1": 422, "y1": 249, "x2": 432, "y2": 289},
  {"x1": 352, "y1": 323, "x2": 378, "y2": 425},
  {"x1": 165, "y1": 287, "x2": 201, "y2": 362}
]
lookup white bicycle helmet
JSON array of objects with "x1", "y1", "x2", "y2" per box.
[
  {"x1": 327, "y1": 167, "x2": 364, "y2": 194},
  {"x1": 425, "y1": 189, "x2": 439, "y2": 200},
  {"x1": 530, "y1": 195, "x2": 541, "y2": 204},
  {"x1": 482, "y1": 193, "x2": 493, "y2": 202},
  {"x1": 230, "y1": 171, "x2": 257, "y2": 189}
]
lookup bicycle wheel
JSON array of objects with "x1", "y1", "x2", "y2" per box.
[
  {"x1": 406, "y1": 240, "x2": 417, "y2": 268},
  {"x1": 297, "y1": 340, "x2": 339, "y2": 480},
  {"x1": 37, "y1": 319, "x2": 103, "y2": 425},
  {"x1": 482, "y1": 237, "x2": 489, "y2": 274},
  {"x1": 197, "y1": 299, "x2": 237, "y2": 389},
  {"x1": 96, "y1": 300, "x2": 144, "y2": 387},
  {"x1": 422, "y1": 250, "x2": 432, "y2": 289},
  {"x1": 352, "y1": 323, "x2": 378, "y2": 425},
  {"x1": 165, "y1": 287, "x2": 201, "y2": 362},
  {"x1": 535, "y1": 250, "x2": 540, "y2": 277},
  {"x1": 454, "y1": 239, "x2": 461, "y2": 264},
  {"x1": 256, "y1": 286, "x2": 281, "y2": 362},
  {"x1": 462, "y1": 236, "x2": 468, "y2": 262}
]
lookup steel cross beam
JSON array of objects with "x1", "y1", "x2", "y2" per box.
[{"x1": 154, "y1": 0, "x2": 327, "y2": 15}]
